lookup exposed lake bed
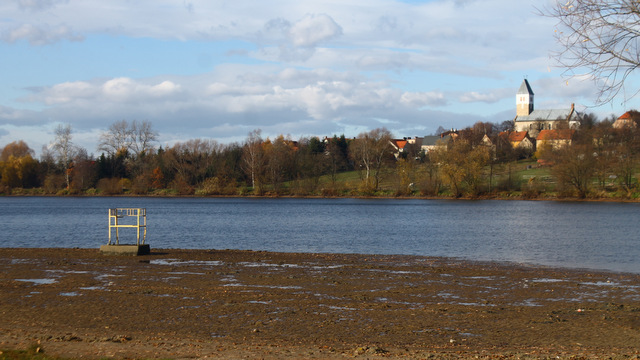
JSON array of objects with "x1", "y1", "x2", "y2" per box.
[{"x1": 1, "y1": 248, "x2": 640, "y2": 359}]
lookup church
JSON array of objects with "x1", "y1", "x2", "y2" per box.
[{"x1": 513, "y1": 79, "x2": 581, "y2": 138}]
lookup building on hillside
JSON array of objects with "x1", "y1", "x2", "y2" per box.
[
  {"x1": 481, "y1": 134, "x2": 493, "y2": 147},
  {"x1": 420, "y1": 135, "x2": 452, "y2": 153},
  {"x1": 536, "y1": 129, "x2": 575, "y2": 150},
  {"x1": 498, "y1": 131, "x2": 535, "y2": 150},
  {"x1": 390, "y1": 138, "x2": 409, "y2": 158},
  {"x1": 390, "y1": 137, "x2": 428, "y2": 158},
  {"x1": 513, "y1": 79, "x2": 581, "y2": 138},
  {"x1": 612, "y1": 111, "x2": 637, "y2": 129}
]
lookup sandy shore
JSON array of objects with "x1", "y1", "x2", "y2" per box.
[{"x1": 1, "y1": 248, "x2": 640, "y2": 359}]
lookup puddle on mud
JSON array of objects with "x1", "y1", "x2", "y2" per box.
[
  {"x1": 466, "y1": 276, "x2": 497, "y2": 280},
  {"x1": 364, "y1": 269, "x2": 423, "y2": 275},
  {"x1": 150, "y1": 259, "x2": 223, "y2": 266},
  {"x1": 320, "y1": 304, "x2": 361, "y2": 311},
  {"x1": 239, "y1": 262, "x2": 301, "y2": 268},
  {"x1": 46, "y1": 270, "x2": 89, "y2": 275},
  {"x1": 222, "y1": 283, "x2": 303, "y2": 290},
  {"x1": 79, "y1": 286, "x2": 106, "y2": 290},
  {"x1": 437, "y1": 292, "x2": 460, "y2": 299},
  {"x1": 247, "y1": 300, "x2": 272, "y2": 304},
  {"x1": 514, "y1": 299, "x2": 542, "y2": 307},
  {"x1": 580, "y1": 280, "x2": 618, "y2": 287},
  {"x1": 10, "y1": 259, "x2": 36, "y2": 265},
  {"x1": 531, "y1": 278, "x2": 566, "y2": 283},
  {"x1": 59, "y1": 292, "x2": 80, "y2": 297},
  {"x1": 16, "y1": 278, "x2": 56, "y2": 285}
]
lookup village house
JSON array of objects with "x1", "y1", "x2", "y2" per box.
[
  {"x1": 513, "y1": 79, "x2": 581, "y2": 138},
  {"x1": 612, "y1": 111, "x2": 637, "y2": 129},
  {"x1": 390, "y1": 137, "x2": 424, "y2": 157},
  {"x1": 536, "y1": 128, "x2": 575, "y2": 150},
  {"x1": 390, "y1": 135, "x2": 453, "y2": 158},
  {"x1": 498, "y1": 131, "x2": 535, "y2": 151},
  {"x1": 420, "y1": 135, "x2": 452, "y2": 153},
  {"x1": 389, "y1": 138, "x2": 410, "y2": 158}
]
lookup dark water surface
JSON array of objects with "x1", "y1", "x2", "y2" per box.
[{"x1": 1, "y1": 197, "x2": 638, "y2": 274}]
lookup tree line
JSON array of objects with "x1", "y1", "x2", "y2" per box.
[{"x1": 2, "y1": 113, "x2": 640, "y2": 199}]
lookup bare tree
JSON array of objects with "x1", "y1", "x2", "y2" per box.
[
  {"x1": 98, "y1": 120, "x2": 131, "y2": 157},
  {"x1": 349, "y1": 128, "x2": 394, "y2": 191},
  {"x1": 542, "y1": 0, "x2": 640, "y2": 104},
  {"x1": 129, "y1": 120, "x2": 158, "y2": 158},
  {"x1": 549, "y1": 143, "x2": 597, "y2": 198},
  {"x1": 264, "y1": 135, "x2": 295, "y2": 193},
  {"x1": 50, "y1": 124, "x2": 76, "y2": 189},
  {"x1": 166, "y1": 139, "x2": 221, "y2": 186},
  {"x1": 241, "y1": 129, "x2": 265, "y2": 190}
]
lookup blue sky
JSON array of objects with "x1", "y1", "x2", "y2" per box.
[{"x1": 1, "y1": 0, "x2": 638, "y2": 155}]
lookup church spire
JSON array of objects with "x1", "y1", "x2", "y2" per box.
[{"x1": 516, "y1": 79, "x2": 534, "y2": 116}]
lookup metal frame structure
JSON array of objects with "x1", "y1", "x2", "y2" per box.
[{"x1": 108, "y1": 208, "x2": 147, "y2": 245}]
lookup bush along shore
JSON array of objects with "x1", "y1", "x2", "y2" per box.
[{"x1": 3, "y1": 159, "x2": 640, "y2": 202}]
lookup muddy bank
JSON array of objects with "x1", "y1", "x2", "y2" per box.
[{"x1": 1, "y1": 248, "x2": 639, "y2": 359}]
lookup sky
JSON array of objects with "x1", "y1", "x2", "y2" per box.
[{"x1": 1, "y1": 0, "x2": 639, "y2": 156}]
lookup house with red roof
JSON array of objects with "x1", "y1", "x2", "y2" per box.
[
  {"x1": 536, "y1": 129, "x2": 575, "y2": 150},
  {"x1": 389, "y1": 138, "x2": 409, "y2": 158},
  {"x1": 498, "y1": 131, "x2": 534, "y2": 150},
  {"x1": 612, "y1": 111, "x2": 637, "y2": 129}
]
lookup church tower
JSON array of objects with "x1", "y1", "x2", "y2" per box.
[{"x1": 516, "y1": 79, "x2": 534, "y2": 117}]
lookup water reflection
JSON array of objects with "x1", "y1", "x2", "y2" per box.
[{"x1": 0, "y1": 197, "x2": 639, "y2": 273}]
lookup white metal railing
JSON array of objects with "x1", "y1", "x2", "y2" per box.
[{"x1": 108, "y1": 208, "x2": 147, "y2": 245}]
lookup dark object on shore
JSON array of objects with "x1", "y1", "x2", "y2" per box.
[{"x1": 99, "y1": 244, "x2": 150, "y2": 256}]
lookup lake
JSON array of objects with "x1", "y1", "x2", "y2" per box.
[{"x1": 0, "y1": 196, "x2": 638, "y2": 274}]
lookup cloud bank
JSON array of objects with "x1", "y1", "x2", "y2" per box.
[{"x1": 0, "y1": 0, "x2": 630, "y2": 154}]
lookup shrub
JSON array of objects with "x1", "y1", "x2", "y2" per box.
[
  {"x1": 196, "y1": 177, "x2": 223, "y2": 196},
  {"x1": 131, "y1": 175, "x2": 150, "y2": 195},
  {"x1": 521, "y1": 177, "x2": 542, "y2": 199},
  {"x1": 43, "y1": 174, "x2": 66, "y2": 194},
  {"x1": 170, "y1": 175, "x2": 194, "y2": 195},
  {"x1": 97, "y1": 178, "x2": 123, "y2": 195}
]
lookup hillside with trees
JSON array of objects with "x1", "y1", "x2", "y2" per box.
[{"x1": 3, "y1": 114, "x2": 640, "y2": 200}]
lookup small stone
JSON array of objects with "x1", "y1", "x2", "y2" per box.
[{"x1": 354, "y1": 346, "x2": 368, "y2": 355}]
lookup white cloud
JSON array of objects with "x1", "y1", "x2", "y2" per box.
[
  {"x1": 44, "y1": 81, "x2": 95, "y2": 104},
  {"x1": 401, "y1": 92, "x2": 448, "y2": 107},
  {"x1": 14, "y1": 0, "x2": 68, "y2": 12},
  {"x1": 2, "y1": 0, "x2": 634, "y2": 153},
  {"x1": 4, "y1": 65, "x2": 479, "y2": 145},
  {"x1": 4, "y1": 23, "x2": 83, "y2": 45},
  {"x1": 100, "y1": 78, "x2": 183, "y2": 102},
  {"x1": 288, "y1": 14, "x2": 342, "y2": 47},
  {"x1": 459, "y1": 91, "x2": 503, "y2": 104}
]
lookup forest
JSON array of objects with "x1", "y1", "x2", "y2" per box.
[{"x1": 1, "y1": 112, "x2": 640, "y2": 200}]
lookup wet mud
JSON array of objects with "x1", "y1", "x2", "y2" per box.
[{"x1": 1, "y1": 248, "x2": 640, "y2": 359}]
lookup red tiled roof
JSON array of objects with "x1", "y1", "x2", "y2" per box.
[
  {"x1": 537, "y1": 129, "x2": 575, "y2": 141},
  {"x1": 392, "y1": 139, "x2": 408, "y2": 149},
  {"x1": 619, "y1": 111, "x2": 632, "y2": 120},
  {"x1": 499, "y1": 131, "x2": 528, "y2": 142}
]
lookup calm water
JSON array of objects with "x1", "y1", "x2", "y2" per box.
[{"x1": 0, "y1": 197, "x2": 638, "y2": 274}]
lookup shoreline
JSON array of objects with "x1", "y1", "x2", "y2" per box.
[
  {"x1": 3, "y1": 192, "x2": 640, "y2": 203},
  {"x1": 2, "y1": 248, "x2": 640, "y2": 359},
  {"x1": 3, "y1": 246, "x2": 639, "y2": 276}
]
